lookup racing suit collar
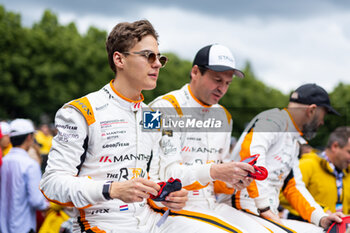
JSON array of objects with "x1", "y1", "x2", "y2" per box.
[
  {"x1": 109, "y1": 80, "x2": 144, "y2": 103},
  {"x1": 108, "y1": 80, "x2": 144, "y2": 112},
  {"x1": 283, "y1": 108, "x2": 303, "y2": 136},
  {"x1": 186, "y1": 84, "x2": 212, "y2": 108}
]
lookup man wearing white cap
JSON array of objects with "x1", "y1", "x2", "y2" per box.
[
  {"x1": 0, "y1": 119, "x2": 49, "y2": 233},
  {"x1": 149, "y1": 44, "x2": 270, "y2": 232},
  {"x1": 0, "y1": 121, "x2": 12, "y2": 157}
]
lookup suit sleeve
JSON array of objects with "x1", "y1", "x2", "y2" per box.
[
  {"x1": 236, "y1": 116, "x2": 282, "y2": 208},
  {"x1": 214, "y1": 111, "x2": 235, "y2": 194},
  {"x1": 40, "y1": 106, "x2": 106, "y2": 209},
  {"x1": 282, "y1": 157, "x2": 327, "y2": 226}
]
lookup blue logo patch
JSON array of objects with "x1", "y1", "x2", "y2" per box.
[{"x1": 143, "y1": 110, "x2": 161, "y2": 129}]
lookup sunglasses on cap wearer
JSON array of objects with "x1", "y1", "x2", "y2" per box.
[{"x1": 122, "y1": 50, "x2": 168, "y2": 67}]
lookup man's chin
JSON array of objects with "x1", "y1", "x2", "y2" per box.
[
  {"x1": 302, "y1": 131, "x2": 317, "y2": 140},
  {"x1": 143, "y1": 83, "x2": 157, "y2": 91}
]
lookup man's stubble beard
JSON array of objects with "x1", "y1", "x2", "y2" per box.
[{"x1": 302, "y1": 115, "x2": 319, "y2": 140}]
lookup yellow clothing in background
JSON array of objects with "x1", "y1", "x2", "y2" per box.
[
  {"x1": 280, "y1": 152, "x2": 350, "y2": 215},
  {"x1": 35, "y1": 131, "x2": 53, "y2": 155},
  {"x1": 2, "y1": 144, "x2": 12, "y2": 156},
  {"x1": 38, "y1": 203, "x2": 70, "y2": 233}
]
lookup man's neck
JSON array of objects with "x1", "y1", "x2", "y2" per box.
[
  {"x1": 16, "y1": 145, "x2": 29, "y2": 151},
  {"x1": 286, "y1": 107, "x2": 304, "y2": 131},
  {"x1": 188, "y1": 83, "x2": 211, "y2": 107},
  {"x1": 324, "y1": 149, "x2": 341, "y2": 171},
  {"x1": 113, "y1": 77, "x2": 142, "y2": 101}
]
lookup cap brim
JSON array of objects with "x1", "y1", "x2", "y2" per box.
[
  {"x1": 205, "y1": 65, "x2": 245, "y2": 78},
  {"x1": 325, "y1": 105, "x2": 341, "y2": 116},
  {"x1": 10, "y1": 130, "x2": 34, "y2": 137}
]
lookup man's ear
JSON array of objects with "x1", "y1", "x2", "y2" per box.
[
  {"x1": 331, "y1": 141, "x2": 339, "y2": 152},
  {"x1": 113, "y1": 51, "x2": 124, "y2": 69},
  {"x1": 190, "y1": 65, "x2": 200, "y2": 82},
  {"x1": 306, "y1": 104, "x2": 317, "y2": 118}
]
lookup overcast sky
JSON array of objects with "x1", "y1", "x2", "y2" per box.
[{"x1": 1, "y1": 0, "x2": 349, "y2": 93}]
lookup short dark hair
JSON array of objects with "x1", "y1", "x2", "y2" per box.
[
  {"x1": 326, "y1": 126, "x2": 350, "y2": 149},
  {"x1": 10, "y1": 133, "x2": 32, "y2": 147},
  {"x1": 106, "y1": 19, "x2": 158, "y2": 74},
  {"x1": 190, "y1": 65, "x2": 208, "y2": 80}
]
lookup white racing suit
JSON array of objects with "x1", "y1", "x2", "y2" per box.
[
  {"x1": 149, "y1": 84, "x2": 271, "y2": 233},
  {"x1": 40, "y1": 81, "x2": 228, "y2": 233},
  {"x1": 222, "y1": 108, "x2": 327, "y2": 233}
]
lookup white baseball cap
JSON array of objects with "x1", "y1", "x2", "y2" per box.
[
  {"x1": 192, "y1": 44, "x2": 245, "y2": 78},
  {"x1": 0, "y1": 121, "x2": 11, "y2": 137},
  {"x1": 9, "y1": 119, "x2": 35, "y2": 137}
]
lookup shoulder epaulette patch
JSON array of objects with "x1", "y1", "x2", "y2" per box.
[
  {"x1": 162, "y1": 95, "x2": 183, "y2": 117},
  {"x1": 69, "y1": 97, "x2": 96, "y2": 126}
]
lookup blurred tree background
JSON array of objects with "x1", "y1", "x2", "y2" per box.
[{"x1": 0, "y1": 6, "x2": 349, "y2": 148}]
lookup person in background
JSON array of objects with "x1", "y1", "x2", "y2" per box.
[
  {"x1": 284, "y1": 126, "x2": 350, "y2": 220},
  {"x1": 0, "y1": 121, "x2": 12, "y2": 156},
  {"x1": 225, "y1": 83, "x2": 345, "y2": 232},
  {"x1": 35, "y1": 123, "x2": 53, "y2": 172},
  {"x1": 0, "y1": 118, "x2": 49, "y2": 233}
]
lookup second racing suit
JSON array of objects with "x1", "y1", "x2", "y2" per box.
[{"x1": 150, "y1": 84, "x2": 271, "y2": 233}]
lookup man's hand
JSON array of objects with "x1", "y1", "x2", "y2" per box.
[
  {"x1": 260, "y1": 209, "x2": 283, "y2": 225},
  {"x1": 319, "y1": 212, "x2": 345, "y2": 229},
  {"x1": 161, "y1": 188, "x2": 188, "y2": 211},
  {"x1": 109, "y1": 177, "x2": 160, "y2": 203},
  {"x1": 210, "y1": 162, "x2": 254, "y2": 188}
]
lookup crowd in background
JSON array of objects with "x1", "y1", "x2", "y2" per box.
[{"x1": 0, "y1": 120, "x2": 72, "y2": 233}]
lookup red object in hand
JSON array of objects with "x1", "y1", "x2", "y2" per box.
[
  {"x1": 327, "y1": 216, "x2": 350, "y2": 233},
  {"x1": 241, "y1": 154, "x2": 268, "y2": 181},
  {"x1": 150, "y1": 178, "x2": 182, "y2": 201}
]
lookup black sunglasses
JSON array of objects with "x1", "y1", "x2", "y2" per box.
[{"x1": 122, "y1": 50, "x2": 168, "y2": 67}]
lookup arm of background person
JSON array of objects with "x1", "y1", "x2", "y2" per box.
[{"x1": 26, "y1": 161, "x2": 49, "y2": 210}]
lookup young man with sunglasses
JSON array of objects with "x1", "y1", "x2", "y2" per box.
[
  {"x1": 226, "y1": 84, "x2": 345, "y2": 232},
  {"x1": 149, "y1": 44, "x2": 271, "y2": 233},
  {"x1": 40, "y1": 20, "x2": 229, "y2": 233}
]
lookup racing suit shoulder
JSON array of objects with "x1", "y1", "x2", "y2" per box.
[
  {"x1": 149, "y1": 88, "x2": 185, "y2": 109},
  {"x1": 218, "y1": 104, "x2": 232, "y2": 125},
  {"x1": 67, "y1": 95, "x2": 96, "y2": 126},
  {"x1": 250, "y1": 108, "x2": 287, "y2": 133}
]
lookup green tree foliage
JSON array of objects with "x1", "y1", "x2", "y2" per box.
[
  {"x1": 0, "y1": 7, "x2": 113, "y2": 122},
  {"x1": 0, "y1": 6, "x2": 27, "y2": 118},
  {"x1": 0, "y1": 6, "x2": 348, "y2": 147},
  {"x1": 221, "y1": 62, "x2": 288, "y2": 137}
]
